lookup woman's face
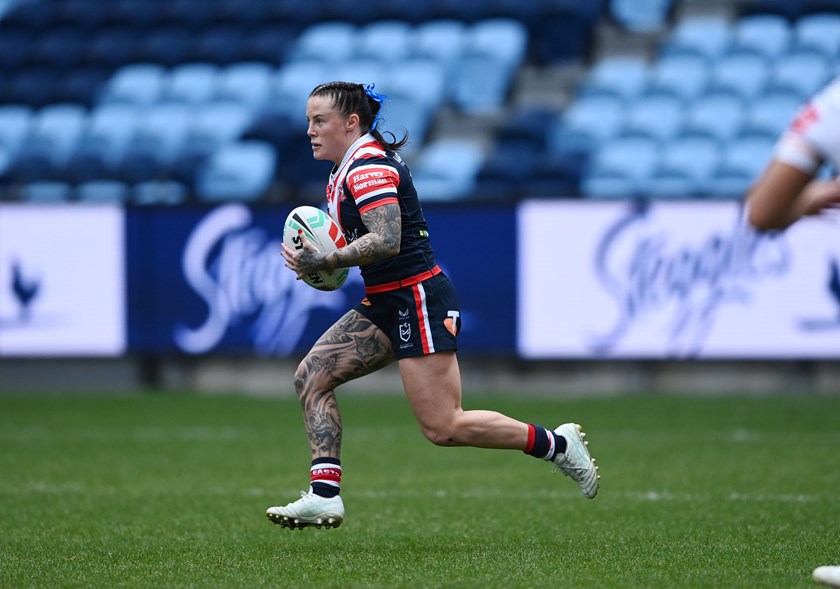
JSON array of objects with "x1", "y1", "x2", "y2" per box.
[{"x1": 306, "y1": 95, "x2": 357, "y2": 165}]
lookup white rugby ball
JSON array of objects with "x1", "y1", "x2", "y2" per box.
[{"x1": 283, "y1": 205, "x2": 349, "y2": 291}]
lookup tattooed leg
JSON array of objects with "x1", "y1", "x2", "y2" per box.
[{"x1": 294, "y1": 309, "x2": 395, "y2": 459}]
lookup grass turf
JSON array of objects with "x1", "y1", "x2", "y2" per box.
[{"x1": 1, "y1": 391, "x2": 838, "y2": 588}]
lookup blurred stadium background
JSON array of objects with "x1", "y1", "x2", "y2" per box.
[{"x1": 2, "y1": 0, "x2": 840, "y2": 395}]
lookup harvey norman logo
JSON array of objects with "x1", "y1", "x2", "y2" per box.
[{"x1": 174, "y1": 204, "x2": 358, "y2": 356}]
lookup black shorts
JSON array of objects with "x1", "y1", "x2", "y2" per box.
[{"x1": 354, "y1": 272, "x2": 461, "y2": 359}]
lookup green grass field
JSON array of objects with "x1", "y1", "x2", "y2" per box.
[{"x1": 1, "y1": 391, "x2": 838, "y2": 588}]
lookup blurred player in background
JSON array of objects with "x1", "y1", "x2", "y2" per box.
[
  {"x1": 266, "y1": 81, "x2": 599, "y2": 530},
  {"x1": 745, "y1": 77, "x2": 840, "y2": 589},
  {"x1": 746, "y1": 76, "x2": 840, "y2": 231}
]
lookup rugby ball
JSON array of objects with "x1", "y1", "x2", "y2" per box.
[{"x1": 283, "y1": 205, "x2": 349, "y2": 291}]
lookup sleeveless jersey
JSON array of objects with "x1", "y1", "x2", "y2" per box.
[
  {"x1": 775, "y1": 76, "x2": 840, "y2": 174},
  {"x1": 325, "y1": 133, "x2": 437, "y2": 289}
]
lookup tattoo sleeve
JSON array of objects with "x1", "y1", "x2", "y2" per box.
[{"x1": 323, "y1": 203, "x2": 401, "y2": 269}]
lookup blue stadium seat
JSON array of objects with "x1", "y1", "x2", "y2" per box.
[
  {"x1": 215, "y1": 62, "x2": 273, "y2": 108},
  {"x1": 738, "y1": 91, "x2": 803, "y2": 139},
  {"x1": 660, "y1": 15, "x2": 733, "y2": 59},
  {"x1": 101, "y1": 63, "x2": 166, "y2": 105},
  {"x1": 84, "y1": 27, "x2": 140, "y2": 68},
  {"x1": 529, "y1": 4, "x2": 601, "y2": 64},
  {"x1": 77, "y1": 180, "x2": 130, "y2": 202},
  {"x1": 611, "y1": 0, "x2": 673, "y2": 33},
  {"x1": 579, "y1": 56, "x2": 650, "y2": 101},
  {"x1": 766, "y1": 51, "x2": 830, "y2": 99},
  {"x1": 679, "y1": 93, "x2": 745, "y2": 142},
  {"x1": 20, "y1": 181, "x2": 73, "y2": 202},
  {"x1": 163, "y1": 63, "x2": 220, "y2": 105},
  {"x1": 133, "y1": 180, "x2": 188, "y2": 205},
  {"x1": 195, "y1": 141, "x2": 277, "y2": 202},
  {"x1": 135, "y1": 26, "x2": 192, "y2": 67},
  {"x1": 451, "y1": 53, "x2": 516, "y2": 114},
  {"x1": 411, "y1": 19, "x2": 466, "y2": 70},
  {"x1": 332, "y1": 59, "x2": 384, "y2": 87},
  {"x1": 549, "y1": 94, "x2": 625, "y2": 157},
  {"x1": 6, "y1": 68, "x2": 57, "y2": 107},
  {"x1": 0, "y1": 106, "x2": 34, "y2": 158},
  {"x1": 127, "y1": 102, "x2": 195, "y2": 166},
  {"x1": 189, "y1": 25, "x2": 245, "y2": 65},
  {"x1": 292, "y1": 22, "x2": 358, "y2": 64},
  {"x1": 212, "y1": 0, "x2": 271, "y2": 27},
  {"x1": 159, "y1": 0, "x2": 215, "y2": 29},
  {"x1": 581, "y1": 137, "x2": 660, "y2": 199},
  {"x1": 181, "y1": 102, "x2": 253, "y2": 158},
  {"x1": 729, "y1": 14, "x2": 792, "y2": 59},
  {"x1": 2, "y1": 0, "x2": 58, "y2": 31},
  {"x1": 738, "y1": 0, "x2": 801, "y2": 20},
  {"x1": 272, "y1": 61, "x2": 331, "y2": 126},
  {"x1": 523, "y1": 152, "x2": 583, "y2": 197},
  {"x1": 644, "y1": 137, "x2": 721, "y2": 198},
  {"x1": 20, "y1": 104, "x2": 87, "y2": 168},
  {"x1": 389, "y1": 60, "x2": 447, "y2": 111},
  {"x1": 645, "y1": 54, "x2": 709, "y2": 100},
  {"x1": 411, "y1": 139, "x2": 484, "y2": 201},
  {"x1": 71, "y1": 103, "x2": 141, "y2": 174},
  {"x1": 706, "y1": 136, "x2": 775, "y2": 198},
  {"x1": 705, "y1": 52, "x2": 771, "y2": 100},
  {"x1": 0, "y1": 29, "x2": 32, "y2": 71},
  {"x1": 466, "y1": 18, "x2": 528, "y2": 68},
  {"x1": 473, "y1": 140, "x2": 539, "y2": 201},
  {"x1": 241, "y1": 23, "x2": 297, "y2": 65},
  {"x1": 357, "y1": 21, "x2": 413, "y2": 64},
  {"x1": 618, "y1": 94, "x2": 685, "y2": 142},
  {"x1": 54, "y1": 67, "x2": 109, "y2": 107},
  {"x1": 29, "y1": 27, "x2": 85, "y2": 68},
  {"x1": 106, "y1": 0, "x2": 165, "y2": 29},
  {"x1": 793, "y1": 13, "x2": 840, "y2": 57}
]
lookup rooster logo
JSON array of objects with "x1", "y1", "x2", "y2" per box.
[{"x1": 10, "y1": 259, "x2": 40, "y2": 321}]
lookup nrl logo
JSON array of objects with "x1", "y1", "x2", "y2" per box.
[{"x1": 399, "y1": 322, "x2": 411, "y2": 342}]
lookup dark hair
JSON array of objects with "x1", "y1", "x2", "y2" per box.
[{"x1": 309, "y1": 81, "x2": 409, "y2": 152}]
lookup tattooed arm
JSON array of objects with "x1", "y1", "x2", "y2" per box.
[{"x1": 284, "y1": 203, "x2": 401, "y2": 276}]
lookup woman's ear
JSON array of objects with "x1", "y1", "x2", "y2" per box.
[{"x1": 346, "y1": 113, "x2": 360, "y2": 131}]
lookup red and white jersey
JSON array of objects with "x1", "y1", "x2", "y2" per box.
[
  {"x1": 325, "y1": 133, "x2": 437, "y2": 289},
  {"x1": 775, "y1": 76, "x2": 840, "y2": 174}
]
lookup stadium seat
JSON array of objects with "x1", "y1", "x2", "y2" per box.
[
  {"x1": 610, "y1": 0, "x2": 673, "y2": 32},
  {"x1": 644, "y1": 54, "x2": 709, "y2": 101},
  {"x1": 356, "y1": 21, "x2": 413, "y2": 64},
  {"x1": 240, "y1": 23, "x2": 297, "y2": 65},
  {"x1": 292, "y1": 22, "x2": 358, "y2": 64},
  {"x1": 19, "y1": 181, "x2": 73, "y2": 202},
  {"x1": 706, "y1": 136, "x2": 775, "y2": 198},
  {"x1": 6, "y1": 68, "x2": 57, "y2": 108},
  {"x1": 548, "y1": 94, "x2": 625, "y2": 157},
  {"x1": 19, "y1": 104, "x2": 87, "y2": 169},
  {"x1": 331, "y1": 59, "x2": 384, "y2": 88},
  {"x1": 54, "y1": 67, "x2": 109, "y2": 107},
  {"x1": 133, "y1": 180, "x2": 188, "y2": 205},
  {"x1": 0, "y1": 29, "x2": 32, "y2": 71},
  {"x1": 523, "y1": 152, "x2": 583, "y2": 197},
  {"x1": 451, "y1": 53, "x2": 516, "y2": 114},
  {"x1": 134, "y1": 26, "x2": 192, "y2": 67},
  {"x1": 73, "y1": 103, "x2": 141, "y2": 171},
  {"x1": 766, "y1": 51, "x2": 830, "y2": 99},
  {"x1": 660, "y1": 15, "x2": 733, "y2": 59},
  {"x1": 163, "y1": 63, "x2": 220, "y2": 105},
  {"x1": 212, "y1": 0, "x2": 271, "y2": 27},
  {"x1": 644, "y1": 137, "x2": 721, "y2": 198},
  {"x1": 215, "y1": 62, "x2": 273, "y2": 108},
  {"x1": 705, "y1": 52, "x2": 771, "y2": 100},
  {"x1": 181, "y1": 102, "x2": 253, "y2": 158},
  {"x1": 618, "y1": 94, "x2": 685, "y2": 142},
  {"x1": 529, "y1": 4, "x2": 601, "y2": 64},
  {"x1": 125, "y1": 102, "x2": 195, "y2": 170},
  {"x1": 29, "y1": 27, "x2": 85, "y2": 68},
  {"x1": 84, "y1": 27, "x2": 141, "y2": 68},
  {"x1": 159, "y1": 0, "x2": 215, "y2": 29},
  {"x1": 793, "y1": 13, "x2": 840, "y2": 57},
  {"x1": 76, "y1": 180, "x2": 130, "y2": 203},
  {"x1": 2, "y1": 0, "x2": 58, "y2": 31},
  {"x1": 411, "y1": 19, "x2": 466, "y2": 70},
  {"x1": 54, "y1": 0, "x2": 108, "y2": 31},
  {"x1": 389, "y1": 60, "x2": 447, "y2": 111},
  {"x1": 100, "y1": 63, "x2": 166, "y2": 105},
  {"x1": 679, "y1": 93, "x2": 745, "y2": 142},
  {"x1": 272, "y1": 61, "x2": 331, "y2": 126},
  {"x1": 0, "y1": 106, "x2": 34, "y2": 158},
  {"x1": 466, "y1": 18, "x2": 528, "y2": 69},
  {"x1": 472, "y1": 140, "x2": 539, "y2": 201},
  {"x1": 580, "y1": 137, "x2": 660, "y2": 199},
  {"x1": 729, "y1": 14, "x2": 792, "y2": 59},
  {"x1": 738, "y1": 91, "x2": 803, "y2": 139},
  {"x1": 189, "y1": 25, "x2": 246, "y2": 65},
  {"x1": 410, "y1": 139, "x2": 484, "y2": 201},
  {"x1": 578, "y1": 56, "x2": 650, "y2": 101},
  {"x1": 195, "y1": 141, "x2": 277, "y2": 202}
]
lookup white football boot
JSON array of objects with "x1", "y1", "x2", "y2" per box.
[
  {"x1": 266, "y1": 490, "x2": 345, "y2": 530},
  {"x1": 814, "y1": 566, "x2": 840, "y2": 587},
  {"x1": 552, "y1": 423, "x2": 600, "y2": 499}
]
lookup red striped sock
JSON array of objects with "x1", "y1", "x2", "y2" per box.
[{"x1": 310, "y1": 458, "x2": 341, "y2": 498}]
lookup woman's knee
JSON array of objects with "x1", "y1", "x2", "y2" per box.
[{"x1": 418, "y1": 419, "x2": 459, "y2": 447}]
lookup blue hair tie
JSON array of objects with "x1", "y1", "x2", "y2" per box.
[{"x1": 364, "y1": 83, "x2": 388, "y2": 131}]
